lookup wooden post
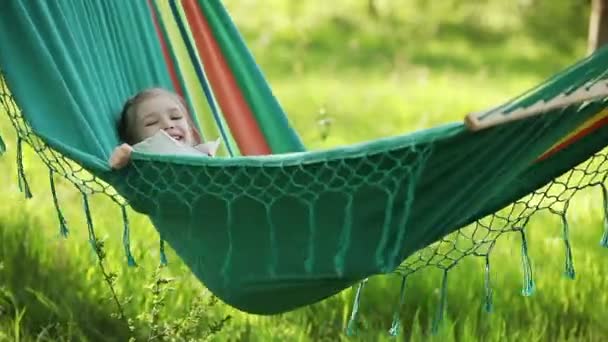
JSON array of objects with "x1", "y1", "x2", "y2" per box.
[{"x1": 588, "y1": 0, "x2": 608, "y2": 54}]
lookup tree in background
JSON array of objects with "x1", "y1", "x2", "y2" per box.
[
  {"x1": 588, "y1": 0, "x2": 608, "y2": 53},
  {"x1": 368, "y1": 0, "x2": 378, "y2": 18}
]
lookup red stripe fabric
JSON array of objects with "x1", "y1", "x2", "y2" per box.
[
  {"x1": 537, "y1": 115, "x2": 608, "y2": 162},
  {"x1": 181, "y1": 0, "x2": 271, "y2": 155}
]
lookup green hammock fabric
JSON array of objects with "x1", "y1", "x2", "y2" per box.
[
  {"x1": 0, "y1": 0, "x2": 173, "y2": 171},
  {"x1": 2, "y1": 0, "x2": 608, "y2": 319}
]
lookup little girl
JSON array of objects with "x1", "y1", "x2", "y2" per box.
[{"x1": 109, "y1": 87, "x2": 219, "y2": 169}]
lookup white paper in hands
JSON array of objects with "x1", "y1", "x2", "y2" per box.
[
  {"x1": 194, "y1": 138, "x2": 221, "y2": 156},
  {"x1": 133, "y1": 130, "x2": 221, "y2": 157}
]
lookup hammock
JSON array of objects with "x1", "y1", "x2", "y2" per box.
[{"x1": 2, "y1": 0, "x2": 608, "y2": 331}]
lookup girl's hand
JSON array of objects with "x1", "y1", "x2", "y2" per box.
[{"x1": 109, "y1": 143, "x2": 133, "y2": 169}]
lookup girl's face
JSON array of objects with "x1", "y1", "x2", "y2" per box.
[{"x1": 128, "y1": 94, "x2": 195, "y2": 145}]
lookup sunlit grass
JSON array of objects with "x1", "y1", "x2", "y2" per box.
[{"x1": 0, "y1": 1, "x2": 605, "y2": 340}]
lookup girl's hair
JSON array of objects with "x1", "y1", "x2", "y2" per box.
[{"x1": 118, "y1": 87, "x2": 200, "y2": 144}]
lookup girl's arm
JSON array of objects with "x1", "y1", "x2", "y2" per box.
[{"x1": 109, "y1": 143, "x2": 133, "y2": 169}]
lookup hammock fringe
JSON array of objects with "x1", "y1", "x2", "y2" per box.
[
  {"x1": 0, "y1": 133, "x2": 5, "y2": 155},
  {"x1": 431, "y1": 269, "x2": 449, "y2": 334},
  {"x1": 601, "y1": 183, "x2": 608, "y2": 248},
  {"x1": 559, "y1": 207, "x2": 576, "y2": 280},
  {"x1": 16, "y1": 137, "x2": 32, "y2": 199},
  {"x1": 483, "y1": 255, "x2": 493, "y2": 313},
  {"x1": 121, "y1": 205, "x2": 137, "y2": 267},
  {"x1": 388, "y1": 275, "x2": 408, "y2": 337},
  {"x1": 50, "y1": 170, "x2": 69, "y2": 238},
  {"x1": 159, "y1": 238, "x2": 168, "y2": 266},
  {"x1": 82, "y1": 192, "x2": 100, "y2": 257},
  {"x1": 346, "y1": 278, "x2": 368, "y2": 336},
  {"x1": 519, "y1": 229, "x2": 535, "y2": 297}
]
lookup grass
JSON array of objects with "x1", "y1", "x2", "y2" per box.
[{"x1": 1, "y1": 0, "x2": 607, "y2": 340}]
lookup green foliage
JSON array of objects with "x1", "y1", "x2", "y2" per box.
[
  {"x1": 131, "y1": 265, "x2": 231, "y2": 341},
  {"x1": 1, "y1": 0, "x2": 607, "y2": 340}
]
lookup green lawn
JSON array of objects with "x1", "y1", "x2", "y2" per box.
[{"x1": 1, "y1": 1, "x2": 607, "y2": 341}]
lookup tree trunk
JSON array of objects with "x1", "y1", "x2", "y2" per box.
[
  {"x1": 368, "y1": 0, "x2": 379, "y2": 19},
  {"x1": 588, "y1": 0, "x2": 608, "y2": 54}
]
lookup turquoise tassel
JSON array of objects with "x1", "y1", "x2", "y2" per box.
[
  {"x1": 16, "y1": 137, "x2": 32, "y2": 199},
  {"x1": 484, "y1": 255, "x2": 493, "y2": 313},
  {"x1": 0, "y1": 134, "x2": 5, "y2": 155},
  {"x1": 82, "y1": 193, "x2": 99, "y2": 256},
  {"x1": 388, "y1": 276, "x2": 407, "y2": 337},
  {"x1": 121, "y1": 206, "x2": 137, "y2": 267},
  {"x1": 601, "y1": 184, "x2": 608, "y2": 248},
  {"x1": 346, "y1": 278, "x2": 367, "y2": 336},
  {"x1": 49, "y1": 170, "x2": 69, "y2": 238},
  {"x1": 560, "y1": 211, "x2": 575, "y2": 279},
  {"x1": 432, "y1": 270, "x2": 449, "y2": 334},
  {"x1": 520, "y1": 230, "x2": 535, "y2": 296},
  {"x1": 159, "y1": 239, "x2": 168, "y2": 266}
]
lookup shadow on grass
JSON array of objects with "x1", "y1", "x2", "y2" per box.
[{"x1": 0, "y1": 217, "x2": 136, "y2": 341}]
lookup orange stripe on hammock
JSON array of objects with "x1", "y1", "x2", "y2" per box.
[
  {"x1": 181, "y1": 0, "x2": 271, "y2": 155},
  {"x1": 536, "y1": 109, "x2": 608, "y2": 162}
]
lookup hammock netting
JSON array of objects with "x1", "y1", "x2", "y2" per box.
[{"x1": 2, "y1": 0, "x2": 608, "y2": 335}]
